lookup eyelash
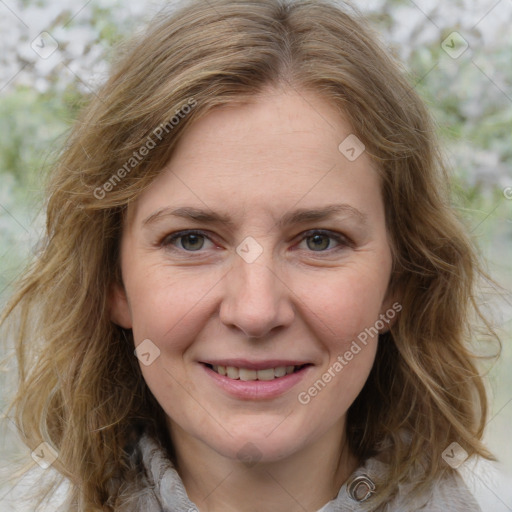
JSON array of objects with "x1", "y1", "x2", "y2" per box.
[{"x1": 160, "y1": 229, "x2": 352, "y2": 255}]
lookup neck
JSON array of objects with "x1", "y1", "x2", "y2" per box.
[{"x1": 169, "y1": 421, "x2": 358, "y2": 512}]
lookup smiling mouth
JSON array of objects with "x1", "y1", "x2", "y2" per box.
[{"x1": 203, "y1": 363, "x2": 310, "y2": 381}]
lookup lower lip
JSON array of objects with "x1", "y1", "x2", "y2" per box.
[{"x1": 201, "y1": 364, "x2": 312, "y2": 400}]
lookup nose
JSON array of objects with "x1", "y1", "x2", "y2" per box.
[{"x1": 219, "y1": 250, "x2": 295, "y2": 339}]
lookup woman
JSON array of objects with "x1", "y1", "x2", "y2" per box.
[{"x1": 1, "y1": 0, "x2": 496, "y2": 510}]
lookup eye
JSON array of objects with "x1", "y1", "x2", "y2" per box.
[
  {"x1": 297, "y1": 230, "x2": 351, "y2": 252},
  {"x1": 161, "y1": 230, "x2": 215, "y2": 252},
  {"x1": 159, "y1": 229, "x2": 352, "y2": 255}
]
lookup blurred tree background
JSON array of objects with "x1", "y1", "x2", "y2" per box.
[{"x1": 1, "y1": 0, "x2": 511, "y2": 509}]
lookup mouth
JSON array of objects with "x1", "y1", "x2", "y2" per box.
[
  {"x1": 201, "y1": 363, "x2": 312, "y2": 381},
  {"x1": 199, "y1": 360, "x2": 314, "y2": 400}
]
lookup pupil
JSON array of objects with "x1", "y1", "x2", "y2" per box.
[
  {"x1": 308, "y1": 234, "x2": 329, "y2": 251},
  {"x1": 183, "y1": 234, "x2": 203, "y2": 251}
]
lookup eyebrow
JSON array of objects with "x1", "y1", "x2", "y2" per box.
[{"x1": 142, "y1": 204, "x2": 368, "y2": 229}]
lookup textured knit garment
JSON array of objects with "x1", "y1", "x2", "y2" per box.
[{"x1": 113, "y1": 433, "x2": 482, "y2": 512}]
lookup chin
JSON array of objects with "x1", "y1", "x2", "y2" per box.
[{"x1": 207, "y1": 427, "x2": 306, "y2": 465}]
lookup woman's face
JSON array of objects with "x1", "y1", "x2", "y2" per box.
[{"x1": 111, "y1": 87, "x2": 395, "y2": 463}]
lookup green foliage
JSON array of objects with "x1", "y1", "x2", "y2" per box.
[{"x1": 0, "y1": 87, "x2": 80, "y2": 194}]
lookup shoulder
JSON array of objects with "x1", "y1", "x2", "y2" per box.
[
  {"x1": 391, "y1": 464, "x2": 482, "y2": 511},
  {"x1": 0, "y1": 465, "x2": 70, "y2": 512},
  {"x1": 324, "y1": 456, "x2": 481, "y2": 511}
]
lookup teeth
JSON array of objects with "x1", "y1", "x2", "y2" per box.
[
  {"x1": 239, "y1": 368, "x2": 257, "y2": 381},
  {"x1": 211, "y1": 364, "x2": 304, "y2": 381},
  {"x1": 257, "y1": 368, "x2": 276, "y2": 381},
  {"x1": 274, "y1": 367, "x2": 287, "y2": 377},
  {"x1": 226, "y1": 366, "x2": 239, "y2": 379}
]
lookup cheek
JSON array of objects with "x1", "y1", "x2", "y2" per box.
[
  {"x1": 125, "y1": 264, "x2": 222, "y2": 345},
  {"x1": 296, "y1": 332, "x2": 377, "y2": 429},
  {"x1": 294, "y1": 264, "x2": 390, "y2": 343}
]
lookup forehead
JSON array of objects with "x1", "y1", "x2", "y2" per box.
[
  {"x1": 127, "y1": 87, "x2": 381, "y2": 227},
  {"x1": 173, "y1": 88, "x2": 351, "y2": 174}
]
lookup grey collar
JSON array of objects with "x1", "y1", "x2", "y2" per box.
[
  {"x1": 122, "y1": 434, "x2": 384, "y2": 511},
  {"x1": 116, "y1": 433, "x2": 479, "y2": 512}
]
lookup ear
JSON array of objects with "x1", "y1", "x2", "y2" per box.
[{"x1": 108, "y1": 282, "x2": 133, "y2": 329}]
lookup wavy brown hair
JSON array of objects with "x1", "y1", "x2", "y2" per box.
[{"x1": 1, "y1": 0, "x2": 497, "y2": 509}]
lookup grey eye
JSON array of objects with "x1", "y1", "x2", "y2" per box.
[
  {"x1": 306, "y1": 234, "x2": 332, "y2": 251},
  {"x1": 177, "y1": 233, "x2": 206, "y2": 251}
]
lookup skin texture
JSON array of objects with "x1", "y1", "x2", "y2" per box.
[{"x1": 110, "y1": 86, "x2": 395, "y2": 512}]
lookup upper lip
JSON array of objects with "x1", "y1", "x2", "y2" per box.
[{"x1": 200, "y1": 359, "x2": 312, "y2": 370}]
